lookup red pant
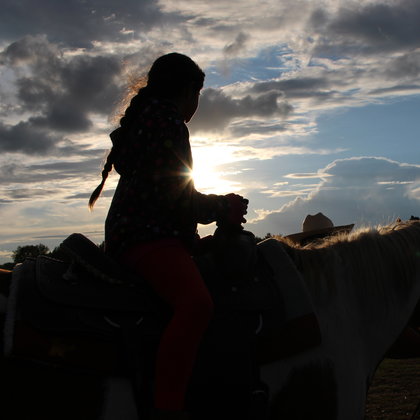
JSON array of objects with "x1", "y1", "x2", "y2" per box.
[{"x1": 121, "y1": 238, "x2": 214, "y2": 411}]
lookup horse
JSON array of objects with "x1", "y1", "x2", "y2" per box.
[
  {"x1": 0, "y1": 220, "x2": 419, "y2": 420},
  {"x1": 261, "y1": 220, "x2": 420, "y2": 420}
]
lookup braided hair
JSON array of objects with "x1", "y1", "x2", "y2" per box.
[{"x1": 88, "y1": 53, "x2": 205, "y2": 209}]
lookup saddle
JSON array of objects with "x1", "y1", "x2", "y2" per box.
[{"x1": 4, "y1": 231, "x2": 320, "y2": 374}]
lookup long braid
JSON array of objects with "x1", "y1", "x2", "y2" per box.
[
  {"x1": 88, "y1": 149, "x2": 114, "y2": 209},
  {"x1": 88, "y1": 88, "x2": 148, "y2": 210}
]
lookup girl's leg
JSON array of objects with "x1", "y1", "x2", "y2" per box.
[{"x1": 122, "y1": 238, "x2": 214, "y2": 411}]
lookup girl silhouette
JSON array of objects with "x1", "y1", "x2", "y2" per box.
[{"x1": 89, "y1": 53, "x2": 248, "y2": 419}]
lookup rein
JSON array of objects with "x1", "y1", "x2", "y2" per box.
[{"x1": 411, "y1": 399, "x2": 420, "y2": 420}]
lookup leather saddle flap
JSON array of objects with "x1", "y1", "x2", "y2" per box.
[
  {"x1": 59, "y1": 233, "x2": 133, "y2": 285},
  {"x1": 36, "y1": 256, "x2": 157, "y2": 312}
]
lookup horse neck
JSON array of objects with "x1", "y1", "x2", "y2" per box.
[{"x1": 291, "y1": 226, "x2": 420, "y2": 358}]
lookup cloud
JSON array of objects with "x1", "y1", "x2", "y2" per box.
[
  {"x1": 2, "y1": 1, "x2": 420, "y2": 154},
  {"x1": 311, "y1": 0, "x2": 420, "y2": 55},
  {"x1": 250, "y1": 77, "x2": 332, "y2": 99},
  {"x1": 66, "y1": 189, "x2": 115, "y2": 200},
  {"x1": 0, "y1": 120, "x2": 108, "y2": 156},
  {"x1": 0, "y1": 34, "x2": 59, "y2": 66},
  {"x1": 0, "y1": 0, "x2": 175, "y2": 48},
  {"x1": 0, "y1": 35, "x2": 122, "y2": 153},
  {"x1": 322, "y1": 157, "x2": 420, "y2": 184},
  {"x1": 384, "y1": 51, "x2": 420, "y2": 80},
  {"x1": 223, "y1": 32, "x2": 249, "y2": 57},
  {"x1": 190, "y1": 87, "x2": 292, "y2": 133},
  {"x1": 285, "y1": 173, "x2": 327, "y2": 179},
  {"x1": 250, "y1": 157, "x2": 420, "y2": 236},
  {"x1": 3, "y1": 35, "x2": 122, "y2": 118},
  {"x1": 0, "y1": 121, "x2": 59, "y2": 154},
  {"x1": 0, "y1": 158, "x2": 106, "y2": 193},
  {"x1": 6, "y1": 189, "x2": 58, "y2": 200},
  {"x1": 229, "y1": 120, "x2": 288, "y2": 137}
]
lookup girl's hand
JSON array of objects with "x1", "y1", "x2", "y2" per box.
[{"x1": 224, "y1": 193, "x2": 249, "y2": 225}]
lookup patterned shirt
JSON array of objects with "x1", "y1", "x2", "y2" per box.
[{"x1": 105, "y1": 97, "x2": 227, "y2": 256}]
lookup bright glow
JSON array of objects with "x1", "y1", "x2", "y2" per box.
[{"x1": 191, "y1": 141, "x2": 242, "y2": 194}]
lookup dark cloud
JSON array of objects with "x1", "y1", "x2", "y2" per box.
[
  {"x1": 191, "y1": 17, "x2": 218, "y2": 27},
  {"x1": 29, "y1": 158, "x2": 106, "y2": 180},
  {"x1": 0, "y1": 158, "x2": 105, "y2": 184},
  {"x1": 190, "y1": 87, "x2": 292, "y2": 133},
  {"x1": 2, "y1": 36, "x2": 122, "y2": 129},
  {"x1": 230, "y1": 121, "x2": 287, "y2": 137},
  {"x1": 0, "y1": 121, "x2": 58, "y2": 154},
  {"x1": 59, "y1": 54, "x2": 122, "y2": 114},
  {"x1": 385, "y1": 52, "x2": 420, "y2": 80},
  {"x1": 0, "y1": 34, "x2": 61, "y2": 66},
  {"x1": 0, "y1": 0, "x2": 179, "y2": 48},
  {"x1": 15, "y1": 76, "x2": 57, "y2": 112},
  {"x1": 251, "y1": 77, "x2": 334, "y2": 100},
  {"x1": 223, "y1": 32, "x2": 249, "y2": 57},
  {"x1": 369, "y1": 84, "x2": 420, "y2": 96},
  {"x1": 311, "y1": 0, "x2": 420, "y2": 55},
  {"x1": 309, "y1": 8, "x2": 329, "y2": 30},
  {"x1": 0, "y1": 117, "x2": 108, "y2": 156},
  {"x1": 0, "y1": 36, "x2": 122, "y2": 153},
  {"x1": 67, "y1": 189, "x2": 115, "y2": 200},
  {"x1": 6, "y1": 189, "x2": 58, "y2": 200}
]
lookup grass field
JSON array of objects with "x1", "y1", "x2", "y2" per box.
[{"x1": 365, "y1": 358, "x2": 420, "y2": 419}]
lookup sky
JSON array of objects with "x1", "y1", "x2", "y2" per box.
[{"x1": 0, "y1": 0, "x2": 420, "y2": 263}]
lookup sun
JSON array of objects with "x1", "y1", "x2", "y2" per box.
[
  {"x1": 190, "y1": 142, "x2": 241, "y2": 194},
  {"x1": 191, "y1": 165, "x2": 235, "y2": 194}
]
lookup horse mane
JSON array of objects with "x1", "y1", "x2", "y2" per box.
[{"x1": 277, "y1": 221, "x2": 420, "y2": 302}]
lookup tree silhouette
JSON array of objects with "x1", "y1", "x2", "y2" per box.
[{"x1": 12, "y1": 244, "x2": 50, "y2": 264}]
